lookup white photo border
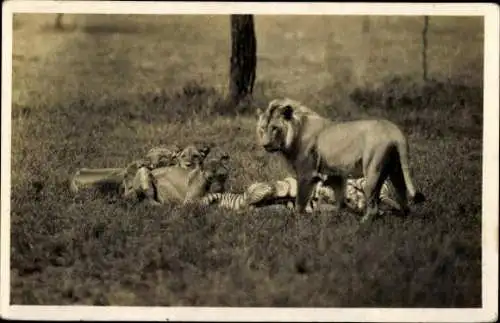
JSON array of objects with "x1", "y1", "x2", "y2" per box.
[{"x1": 1, "y1": 1, "x2": 498, "y2": 322}]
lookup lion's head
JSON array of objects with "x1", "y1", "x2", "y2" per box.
[
  {"x1": 178, "y1": 144, "x2": 212, "y2": 169},
  {"x1": 256, "y1": 98, "x2": 320, "y2": 154},
  {"x1": 146, "y1": 144, "x2": 182, "y2": 168}
]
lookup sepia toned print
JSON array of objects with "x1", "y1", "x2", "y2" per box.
[{"x1": 1, "y1": 2, "x2": 498, "y2": 322}]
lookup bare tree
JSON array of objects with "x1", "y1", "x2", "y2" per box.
[
  {"x1": 362, "y1": 15, "x2": 371, "y2": 33},
  {"x1": 228, "y1": 15, "x2": 257, "y2": 107},
  {"x1": 55, "y1": 13, "x2": 64, "y2": 30},
  {"x1": 422, "y1": 16, "x2": 429, "y2": 81},
  {"x1": 354, "y1": 16, "x2": 372, "y2": 87}
]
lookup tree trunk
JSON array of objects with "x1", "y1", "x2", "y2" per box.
[
  {"x1": 354, "y1": 16, "x2": 371, "y2": 87},
  {"x1": 228, "y1": 15, "x2": 257, "y2": 107},
  {"x1": 422, "y1": 16, "x2": 429, "y2": 81},
  {"x1": 55, "y1": 13, "x2": 64, "y2": 30}
]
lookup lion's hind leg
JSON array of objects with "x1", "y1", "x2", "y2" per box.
[
  {"x1": 388, "y1": 158, "x2": 411, "y2": 216},
  {"x1": 361, "y1": 148, "x2": 392, "y2": 223},
  {"x1": 361, "y1": 178, "x2": 382, "y2": 223}
]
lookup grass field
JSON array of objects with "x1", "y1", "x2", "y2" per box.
[{"x1": 8, "y1": 14, "x2": 484, "y2": 307}]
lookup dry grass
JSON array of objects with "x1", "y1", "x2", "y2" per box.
[{"x1": 9, "y1": 14, "x2": 483, "y2": 307}]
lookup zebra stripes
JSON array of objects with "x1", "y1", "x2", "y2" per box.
[
  {"x1": 342, "y1": 177, "x2": 401, "y2": 212},
  {"x1": 198, "y1": 176, "x2": 401, "y2": 213},
  {"x1": 199, "y1": 192, "x2": 250, "y2": 211},
  {"x1": 199, "y1": 181, "x2": 276, "y2": 211}
]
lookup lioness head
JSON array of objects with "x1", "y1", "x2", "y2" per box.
[
  {"x1": 178, "y1": 144, "x2": 212, "y2": 169},
  {"x1": 187, "y1": 152, "x2": 230, "y2": 194},
  {"x1": 146, "y1": 144, "x2": 182, "y2": 168},
  {"x1": 256, "y1": 98, "x2": 315, "y2": 153}
]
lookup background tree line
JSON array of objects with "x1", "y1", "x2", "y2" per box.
[{"x1": 53, "y1": 14, "x2": 431, "y2": 107}]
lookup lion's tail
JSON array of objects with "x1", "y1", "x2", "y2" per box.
[
  {"x1": 70, "y1": 167, "x2": 126, "y2": 193},
  {"x1": 396, "y1": 141, "x2": 426, "y2": 204}
]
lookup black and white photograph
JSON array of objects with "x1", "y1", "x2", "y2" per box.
[{"x1": 1, "y1": 1, "x2": 498, "y2": 322}]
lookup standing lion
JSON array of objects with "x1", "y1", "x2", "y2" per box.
[{"x1": 256, "y1": 98, "x2": 426, "y2": 222}]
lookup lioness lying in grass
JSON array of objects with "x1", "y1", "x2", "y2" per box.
[{"x1": 70, "y1": 144, "x2": 229, "y2": 205}]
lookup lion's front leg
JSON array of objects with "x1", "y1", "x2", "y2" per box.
[
  {"x1": 295, "y1": 173, "x2": 317, "y2": 214},
  {"x1": 125, "y1": 166, "x2": 158, "y2": 204}
]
